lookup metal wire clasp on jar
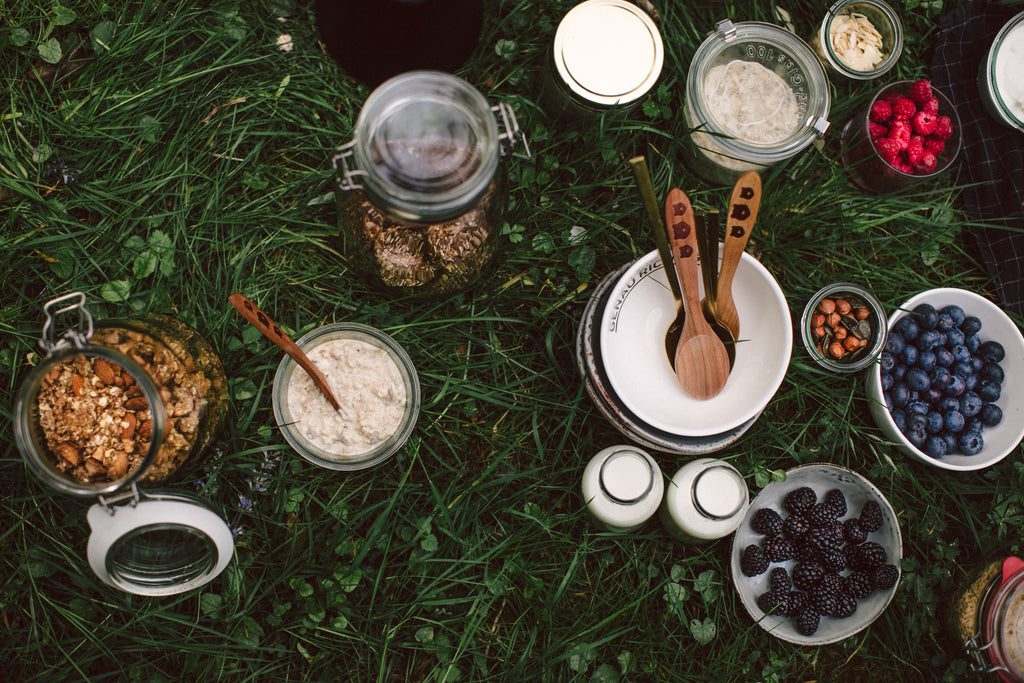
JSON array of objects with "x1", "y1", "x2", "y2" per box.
[{"x1": 332, "y1": 70, "x2": 530, "y2": 298}]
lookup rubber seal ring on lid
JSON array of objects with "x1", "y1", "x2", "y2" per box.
[{"x1": 86, "y1": 490, "x2": 233, "y2": 595}]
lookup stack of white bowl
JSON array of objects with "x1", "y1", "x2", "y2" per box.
[{"x1": 575, "y1": 249, "x2": 793, "y2": 454}]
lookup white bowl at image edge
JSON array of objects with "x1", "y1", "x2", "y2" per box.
[
  {"x1": 864, "y1": 288, "x2": 1024, "y2": 472},
  {"x1": 599, "y1": 248, "x2": 792, "y2": 437}
]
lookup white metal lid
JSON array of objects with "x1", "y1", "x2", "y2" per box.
[
  {"x1": 86, "y1": 490, "x2": 234, "y2": 595},
  {"x1": 553, "y1": 0, "x2": 664, "y2": 106},
  {"x1": 693, "y1": 465, "x2": 747, "y2": 519},
  {"x1": 599, "y1": 448, "x2": 654, "y2": 503}
]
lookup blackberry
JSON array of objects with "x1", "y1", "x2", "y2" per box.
[
  {"x1": 824, "y1": 488, "x2": 848, "y2": 517},
  {"x1": 807, "y1": 502, "x2": 839, "y2": 529},
  {"x1": 757, "y1": 590, "x2": 786, "y2": 614},
  {"x1": 795, "y1": 540, "x2": 820, "y2": 563},
  {"x1": 784, "y1": 486, "x2": 817, "y2": 515},
  {"x1": 853, "y1": 542, "x2": 888, "y2": 571},
  {"x1": 834, "y1": 592, "x2": 858, "y2": 619},
  {"x1": 807, "y1": 527, "x2": 843, "y2": 556},
  {"x1": 874, "y1": 564, "x2": 900, "y2": 590},
  {"x1": 859, "y1": 500, "x2": 884, "y2": 532},
  {"x1": 810, "y1": 586, "x2": 839, "y2": 616},
  {"x1": 843, "y1": 570, "x2": 875, "y2": 600},
  {"x1": 741, "y1": 544, "x2": 769, "y2": 577},
  {"x1": 794, "y1": 606, "x2": 821, "y2": 636},
  {"x1": 792, "y1": 561, "x2": 825, "y2": 591},
  {"x1": 768, "y1": 567, "x2": 791, "y2": 594},
  {"x1": 784, "y1": 513, "x2": 811, "y2": 541},
  {"x1": 821, "y1": 547, "x2": 847, "y2": 573},
  {"x1": 751, "y1": 507, "x2": 785, "y2": 537},
  {"x1": 843, "y1": 519, "x2": 868, "y2": 545},
  {"x1": 784, "y1": 591, "x2": 808, "y2": 618},
  {"x1": 763, "y1": 536, "x2": 796, "y2": 563},
  {"x1": 820, "y1": 571, "x2": 842, "y2": 593}
]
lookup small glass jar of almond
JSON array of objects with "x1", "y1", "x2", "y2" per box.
[{"x1": 14, "y1": 292, "x2": 228, "y2": 497}]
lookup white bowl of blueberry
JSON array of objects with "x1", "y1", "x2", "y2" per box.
[{"x1": 865, "y1": 288, "x2": 1024, "y2": 471}]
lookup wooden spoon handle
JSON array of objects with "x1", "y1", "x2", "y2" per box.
[
  {"x1": 665, "y1": 187, "x2": 701, "y2": 324},
  {"x1": 228, "y1": 293, "x2": 344, "y2": 414},
  {"x1": 717, "y1": 171, "x2": 762, "y2": 336}
]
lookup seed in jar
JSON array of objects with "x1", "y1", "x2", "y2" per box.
[{"x1": 829, "y1": 12, "x2": 885, "y2": 71}]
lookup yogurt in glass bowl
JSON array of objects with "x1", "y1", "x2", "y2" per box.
[{"x1": 978, "y1": 10, "x2": 1024, "y2": 133}]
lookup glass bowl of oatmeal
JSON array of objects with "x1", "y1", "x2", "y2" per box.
[
  {"x1": 684, "y1": 19, "x2": 831, "y2": 185},
  {"x1": 272, "y1": 322, "x2": 420, "y2": 470},
  {"x1": 810, "y1": 0, "x2": 903, "y2": 81}
]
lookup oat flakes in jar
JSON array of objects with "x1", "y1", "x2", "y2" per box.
[
  {"x1": 684, "y1": 19, "x2": 831, "y2": 186},
  {"x1": 13, "y1": 292, "x2": 233, "y2": 595},
  {"x1": 948, "y1": 556, "x2": 1024, "y2": 681},
  {"x1": 332, "y1": 70, "x2": 530, "y2": 298}
]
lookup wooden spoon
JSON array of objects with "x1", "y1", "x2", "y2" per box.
[
  {"x1": 716, "y1": 170, "x2": 763, "y2": 340},
  {"x1": 228, "y1": 293, "x2": 350, "y2": 418},
  {"x1": 665, "y1": 188, "x2": 731, "y2": 400}
]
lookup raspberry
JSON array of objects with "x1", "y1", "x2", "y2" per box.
[
  {"x1": 751, "y1": 507, "x2": 784, "y2": 537},
  {"x1": 843, "y1": 570, "x2": 875, "y2": 600},
  {"x1": 869, "y1": 121, "x2": 888, "y2": 140},
  {"x1": 843, "y1": 519, "x2": 868, "y2": 545},
  {"x1": 859, "y1": 500, "x2": 883, "y2": 532},
  {"x1": 852, "y1": 541, "x2": 888, "y2": 571},
  {"x1": 741, "y1": 544, "x2": 769, "y2": 577},
  {"x1": 870, "y1": 100, "x2": 893, "y2": 123},
  {"x1": 834, "y1": 592, "x2": 858, "y2": 618},
  {"x1": 794, "y1": 606, "x2": 821, "y2": 636},
  {"x1": 888, "y1": 120, "x2": 912, "y2": 149},
  {"x1": 763, "y1": 536, "x2": 796, "y2": 563},
  {"x1": 917, "y1": 152, "x2": 938, "y2": 174},
  {"x1": 934, "y1": 115, "x2": 954, "y2": 140},
  {"x1": 792, "y1": 561, "x2": 825, "y2": 591},
  {"x1": 891, "y1": 96, "x2": 916, "y2": 120},
  {"x1": 769, "y1": 567, "x2": 791, "y2": 594},
  {"x1": 912, "y1": 110, "x2": 937, "y2": 135},
  {"x1": 874, "y1": 138, "x2": 900, "y2": 165},
  {"x1": 784, "y1": 486, "x2": 816, "y2": 515},
  {"x1": 906, "y1": 136, "x2": 924, "y2": 165},
  {"x1": 896, "y1": 160, "x2": 914, "y2": 174},
  {"x1": 874, "y1": 564, "x2": 900, "y2": 589},
  {"x1": 923, "y1": 97, "x2": 940, "y2": 114},
  {"x1": 757, "y1": 590, "x2": 786, "y2": 614},
  {"x1": 909, "y1": 78, "x2": 934, "y2": 106},
  {"x1": 824, "y1": 488, "x2": 847, "y2": 517},
  {"x1": 923, "y1": 137, "x2": 945, "y2": 155}
]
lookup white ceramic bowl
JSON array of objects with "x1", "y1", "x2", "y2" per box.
[
  {"x1": 599, "y1": 248, "x2": 791, "y2": 436},
  {"x1": 730, "y1": 463, "x2": 902, "y2": 646},
  {"x1": 865, "y1": 288, "x2": 1024, "y2": 471}
]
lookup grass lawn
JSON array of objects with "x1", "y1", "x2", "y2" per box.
[{"x1": 2, "y1": 0, "x2": 1023, "y2": 681}]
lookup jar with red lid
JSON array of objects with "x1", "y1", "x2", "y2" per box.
[{"x1": 949, "y1": 556, "x2": 1024, "y2": 680}]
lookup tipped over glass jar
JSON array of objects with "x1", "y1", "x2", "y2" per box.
[{"x1": 332, "y1": 70, "x2": 529, "y2": 298}]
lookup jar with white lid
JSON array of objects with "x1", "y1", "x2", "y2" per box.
[
  {"x1": 542, "y1": 0, "x2": 664, "y2": 117},
  {"x1": 684, "y1": 19, "x2": 831, "y2": 185},
  {"x1": 581, "y1": 445, "x2": 664, "y2": 533},
  {"x1": 810, "y1": 0, "x2": 903, "y2": 81},
  {"x1": 978, "y1": 10, "x2": 1024, "y2": 134},
  {"x1": 332, "y1": 70, "x2": 529, "y2": 298},
  {"x1": 12, "y1": 292, "x2": 234, "y2": 596},
  {"x1": 660, "y1": 458, "x2": 749, "y2": 543}
]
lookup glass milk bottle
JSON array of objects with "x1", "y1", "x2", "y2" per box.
[
  {"x1": 660, "y1": 458, "x2": 749, "y2": 543},
  {"x1": 581, "y1": 445, "x2": 664, "y2": 533}
]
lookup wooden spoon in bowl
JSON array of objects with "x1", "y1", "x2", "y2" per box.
[
  {"x1": 665, "y1": 188, "x2": 731, "y2": 400},
  {"x1": 716, "y1": 170, "x2": 762, "y2": 340}
]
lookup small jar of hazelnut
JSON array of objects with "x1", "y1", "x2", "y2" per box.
[
  {"x1": 800, "y1": 282, "x2": 888, "y2": 373},
  {"x1": 12, "y1": 292, "x2": 233, "y2": 595}
]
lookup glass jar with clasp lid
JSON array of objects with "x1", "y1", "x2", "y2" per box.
[
  {"x1": 948, "y1": 556, "x2": 1024, "y2": 681},
  {"x1": 332, "y1": 70, "x2": 530, "y2": 298},
  {"x1": 12, "y1": 292, "x2": 233, "y2": 595}
]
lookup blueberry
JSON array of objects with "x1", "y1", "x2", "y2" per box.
[
  {"x1": 960, "y1": 391, "x2": 982, "y2": 417},
  {"x1": 980, "y1": 340, "x2": 1006, "y2": 363},
  {"x1": 892, "y1": 363, "x2": 908, "y2": 382},
  {"x1": 900, "y1": 345, "x2": 918, "y2": 366},
  {"x1": 925, "y1": 436, "x2": 948, "y2": 458},
  {"x1": 931, "y1": 366, "x2": 951, "y2": 390},
  {"x1": 934, "y1": 347, "x2": 954, "y2": 367},
  {"x1": 966, "y1": 417, "x2": 984, "y2": 434},
  {"x1": 945, "y1": 374, "x2": 967, "y2": 397},
  {"x1": 980, "y1": 363, "x2": 1005, "y2": 383},
  {"x1": 951, "y1": 360, "x2": 972, "y2": 378},
  {"x1": 891, "y1": 382, "x2": 911, "y2": 407},
  {"x1": 918, "y1": 350, "x2": 938, "y2": 372},
  {"x1": 891, "y1": 408, "x2": 907, "y2": 432},
  {"x1": 946, "y1": 328, "x2": 966, "y2": 347},
  {"x1": 884, "y1": 332, "x2": 906, "y2": 355},
  {"x1": 925, "y1": 411, "x2": 944, "y2": 434},
  {"x1": 941, "y1": 305, "x2": 966, "y2": 328},
  {"x1": 907, "y1": 428, "x2": 928, "y2": 449},
  {"x1": 905, "y1": 367, "x2": 931, "y2": 392},
  {"x1": 964, "y1": 373, "x2": 979, "y2": 392},
  {"x1": 879, "y1": 351, "x2": 896, "y2": 373},
  {"x1": 942, "y1": 432, "x2": 959, "y2": 453},
  {"x1": 959, "y1": 431, "x2": 984, "y2": 456},
  {"x1": 951, "y1": 345, "x2": 971, "y2": 364},
  {"x1": 980, "y1": 403, "x2": 1003, "y2": 427},
  {"x1": 907, "y1": 412, "x2": 927, "y2": 432},
  {"x1": 880, "y1": 372, "x2": 894, "y2": 391},
  {"x1": 913, "y1": 304, "x2": 939, "y2": 330},
  {"x1": 917, "y1": 329, "x2": 944, "y2": 351},
  {"x1": 894, "y1": 316, "x2": 920, "y2": 341},
  {"x1": 936, "y1": 312, "x2": 956, "y2": 332},
  {"x1": 924, "y1": 387, "x2": 944, "y2": 404},
  {"x1": 938, "y1": 396, "x2": 960, "y2": 413},
  {"x1": 965, "y1": 333, "x2": 981, "y2": 353},
  {"x1": 906, "y1": 400, "x2": 929, "y2": 416},
  {"x1": 943, "y1": 409, "x2": 965, "y2": 433},
  {"x1": 978, "y1": 379, "x2": 1002, "y2": 403},
  {"x1": 972, "y1": 356, "x2": 985, "y2": 372},
  {"x1": 962, "y1": 316, "x2": 983, "y2": 336}
]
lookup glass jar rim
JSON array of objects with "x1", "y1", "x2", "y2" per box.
[
  {"x1": 14, "y1": 344, "x2": 166, "y2": 497},
  {"x1": 687, "y1": 20, "x2": 831, "y2": 163},
  {"x1": 349, "y1": 71, "x2": 500, "y2": 223},
  {"x1": 983, "y1": 10, "x2": 1024, "y2": 132},
  {"x1": 818, "y1": 0, "x2": 903, "y2": 80},
  {"x1": 800, "y1": 282, "x2": 889, "y2": 373}
]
